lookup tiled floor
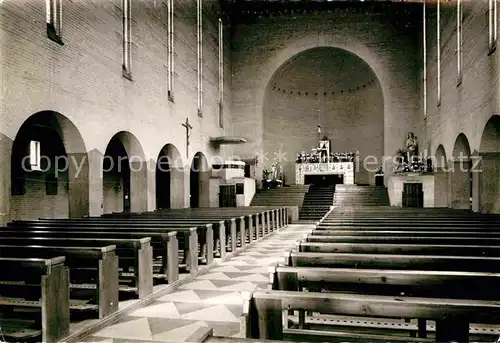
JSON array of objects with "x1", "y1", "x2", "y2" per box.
[{"x1": 85, "y1": 224, "x2": 313, "y2": 343}]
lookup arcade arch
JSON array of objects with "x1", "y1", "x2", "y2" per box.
[
  {"x1": 156, "y1": 143, "x2": 185, "y2": 209},
  {"x1": 190, "y1": 152, "x2": 210, "y2": 208},
  {"x1": 449, "y1": 133, "x2": 472, "y2": 210},
  {"x1": 478, "y1": 115, "x2": 500, "y2": 213},
  {"x1": 102, "y1": 131, "x2": 147, "y2": 213},
  {"x1": 9, "y1": 111, "x2": 88, "y2": 219}
]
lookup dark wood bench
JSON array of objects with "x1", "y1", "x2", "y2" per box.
[
  {"x1": 242, "y1": 289, "x2": 500, "y2": 342},
  {"x1": 0, "y1": 236, "x2": 153, "y2": 298},
  {"x1": 311, "y1": 229, "x2": 500, "y2": 238},
  {"x1": 27, "y1": 219, "x2": 219, "y2": 264},
  {"x1": 0, "y1": 229, "x2": 179, "y2": 285},
  {"x1": 298, "y1": 241, "x2": 500, "y2": 257},
  {"x1": 0, "y1": 244, "x2": 118, "y2": 318},
  {"x1": 0, "y1": 257, "x2": 70, "y2": 342},
  {"x1": 285, "y1": 251, "x2": 500, "y2": 272},
  {"x1": 316, "y1": 223, "x2": 500, "y2": 230},
  {"x1": 269, "y1": 265, "x2": 500, "y2": 339},
  {"x1": 270, "y1": 264, "x2": 500, "y2": 300},
  {"x1": 9, "y1": 221, "x2": 202, "y2": 273},
  {"x1": 304, "y1": 235, "x2": 500, "y2": 246}
]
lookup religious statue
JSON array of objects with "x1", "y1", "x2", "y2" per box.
[
  {"x1": 271, "y1": 162, "x2": 280, "y2": 180},
  {"x1": 406, "y1": 132, "x2": 418, "y2": 159}
]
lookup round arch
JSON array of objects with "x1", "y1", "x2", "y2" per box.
[
  {"x1": 450, "y1": 133, "x2": 472, "y2": 210},
  {"x1": 434, "y1": 144, "x2": 447, "y2": 169},
  {"x1": 190, "y1": 152, "x2": 210, "y2": 208},
  {"x1": 263, "y1": 46, "x2": 384, "y2": 185},
  {"x1": 478, "y1": 115, "x2": 500, "y2": 213},
  {"x1": 103, "y1": 131, "x2": 147, "y2": 213},
  {"x1": 249, "y1": 33, "x2": 416, "y2": 186},
  {"x1": 9, "y1": 110, "x2": 88, "y2": 220},
  {"x1": 479, "y1": 115, "x2": 500, "y2": 153},
  {"x1": 452, "y1": 133, "x2": 472, "y2": 158},
  {"x1": 156, "y1": 143, "x2": 185, "y2": 209}
]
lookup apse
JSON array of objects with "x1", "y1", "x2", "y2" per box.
[{"x1": 263, "y1": 47, "x2": 384, "y2": 185}]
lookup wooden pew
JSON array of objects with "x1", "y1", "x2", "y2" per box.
[
  {"x1": 285, "y1": 251, "x2": 500, "y2": 272},
  {"x1": 66, "y1": 210, "x2": 267, "y2": 247},
  {"x1": 304, "y1": 235, "x2": 500, "y2": 246},
  {"x1": 0, "y1": 245, "x2": 119, "y2": 318},
  {"x1": 242, "y1": 289, "x2": 500, "y2": 342},
  {"x1": 269, "y1": 265, "x2": 500, "y2": 300},
  {"x1": 0, "y1": 229, "x2": 179, "y2": 285},
  {"x1": 298, "y1": 241, "x2": 500, "y2": 257},
  {"x1": 0, "y1": 236, "x2": 153, "y2": 298},
  {"x1": 316, "y1": 223, "x2": 500, "y2": 230},
  {"x1": 0, "y1": 257, "x2": 70, "y2": 342},
  {"x1": 269, "y1": 265, "x2": 500, "y2": 339},
  {"x1": 9, "y1": 221, "x2": 202, "y2": 274},
  {"x1": 311, "y1": 229, "x2": 500, "y2": 238}
]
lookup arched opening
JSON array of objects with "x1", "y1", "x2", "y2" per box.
[
  {"x1": 434, "y1": 145, "x2": 447, "y2": 170},
  {"x1": 156, "y1": 143, "x2": 184, "y2": 209},
  {"x1": 103, "y1": 131, "x2": 146, "y2": 213},
  {"x1": 103, "y1": 136, "x2": 131, "y2": 213},
  {"x1": 450, "y1": 133, "x2": 472, "y2": 210},
  {"x1": 478, "y1": 115, "x2": 500, "y2": 213},
  {"x1": 263, "y1": 47, "x2": 383, "y2": 186},
  {"x1": 433, "y1": 144, "x2": 449, "y2": 208},
  {"x1": 190, "y1": 152, "x2": 210, "y2": 208},
  {"x1": 9, "y1": 111, "x2": 88, "y2": 220}
]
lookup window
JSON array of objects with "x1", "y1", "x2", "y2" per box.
[
  {"x1": 122, "y1": 0, "x2": 132, "y2": 80},
  {"x1": 489, "y1": 0, "x2": 498, "y2": 53},
  {"x1": 167, "y1": 0, "x2": 174, "y2": 101},
  {"x1": 197, "y1": 0, "x2": 203, "y2": 116},
  {"x1": 30, "y1": 141, "x2": 41, "y2": 171},
  {"x1": 218, "y1": 18, "x2": 224, "y2": 128},
  {"x1": 46, "y1": 0, "x2": 63, "y2": 45},
  {"x1": 437, "y1": 0, "x2": 441, "y2": 106},
  {"x1": 423, "y1": 2, "x2": 427, "y2": 118},
  {"x1": 457, "y1": 0, "x2": 462, "y2": 85}
]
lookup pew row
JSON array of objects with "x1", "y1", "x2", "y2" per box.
[
  {"x1": 8, "y1": 222, "x2": 201, "y2": 274},
  {"x1": 0, "y1": 244, "x2": 118, "y2": 318},
  {"x1": 0, "y1": 229, "x2": 179, "y2": 286},
  {"x1": 241, "y1": 290, "x2": 500, "y2": 342},
  {"x1": 0, "y1": 257, "x2": 70, "y2": 342},
  {"x1": 0, "y1": 236, "x2": 153, "y2": 298}
]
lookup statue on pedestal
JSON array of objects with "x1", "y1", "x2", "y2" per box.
[{"x1": 406, "y1": 132, "x2": 418, "y2": 160}]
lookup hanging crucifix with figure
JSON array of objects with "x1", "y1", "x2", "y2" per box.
[{"x1": 182, "y1": 117, "x2": 193, "y2": 158}]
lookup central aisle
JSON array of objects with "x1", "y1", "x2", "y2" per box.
[{"x1": 85, "y1": 224, "x2": 314, "y2": 343}]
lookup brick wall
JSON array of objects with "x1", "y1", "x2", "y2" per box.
[
  {"x1": 230, "y1": 9, "x2": 420, "y2": 186},
  {"x1": 422, "y1": 1, "x2": 500, "y2": 157},
  {"x1": 0, "y1": 0, "x2": 231, "y2": 222}
]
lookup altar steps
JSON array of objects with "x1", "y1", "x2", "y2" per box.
[
  {"x1": 299, "y1": 185, "x2": 335, "y2": 221},
  {"x1": 250, "y1": 184, "x2": 310, "y2": 208},
  {"x1": 334, "y1": 185, "x2": 390, "y2": 207}
]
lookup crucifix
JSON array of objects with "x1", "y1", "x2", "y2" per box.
[{"x1": 182, "y1": 117, "x2": 193, "y2": 158}]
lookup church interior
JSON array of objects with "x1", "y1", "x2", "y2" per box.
[{"x1": 0, "y1": 0, "x2": 500, "y2": 342}]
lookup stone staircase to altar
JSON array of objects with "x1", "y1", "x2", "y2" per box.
[
  {"x1": 333, "y1": 184, "x2": 390, "y2": 207},
  {"x1": 250, "y1": 184, "x2": 310, "y2": 208},
  {"x1": 298, "y1": 185, "x2": 335, "y2": 221}
]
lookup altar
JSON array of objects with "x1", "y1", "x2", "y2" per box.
[{"x1": 295, "y1": 162, "x2": 355, "y2": 185}]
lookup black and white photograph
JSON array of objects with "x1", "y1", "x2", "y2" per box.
[{"x1": 0, "y1": 0, "x2": 499, "y2": 342}]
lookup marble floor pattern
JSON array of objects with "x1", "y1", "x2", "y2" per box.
[{"x1": 85, "y1": 224, "x2": 313, "y2": 343}]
